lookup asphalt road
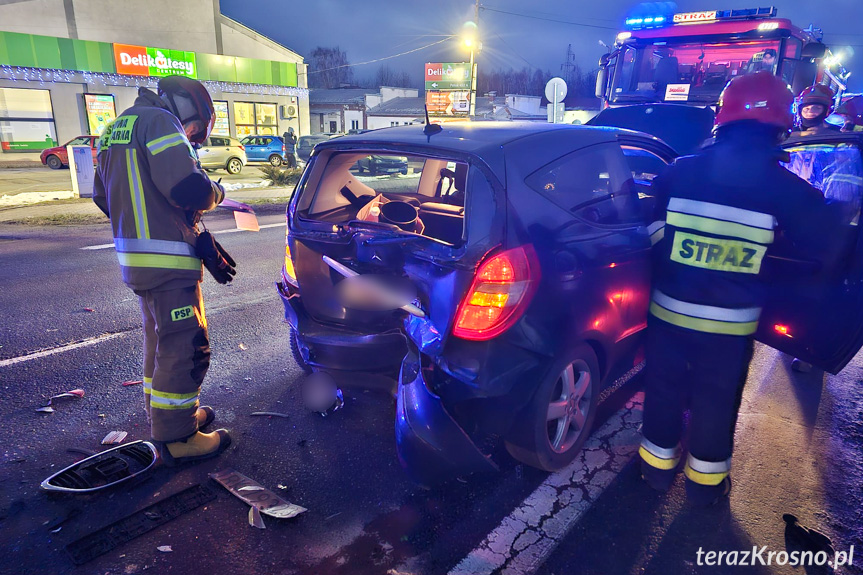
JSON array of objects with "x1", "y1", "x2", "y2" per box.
[
  {"x1": 0, "y1": 164, "x2": 276, "y2": 197},
  {"x1": 0, "y1": 213, "x2": 861, "y2": 575}
]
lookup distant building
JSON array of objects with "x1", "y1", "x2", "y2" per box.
[
  {"x1": 310, "y1": 87, "x2": 418, "y2": 134},
  {"x1": 0, "y1": 0, "x2": 308, "y2": 165}
]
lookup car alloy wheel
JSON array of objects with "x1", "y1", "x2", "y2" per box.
[
  {"x1": 505, "y1": 343, "x2": 599, "y2": 471},
  {"x1": 227, "y1": 158, "x2": 243, "y2": 175},
  {"x1": 269, "y1": 154, "x2": 283, "y2": 167},
  {"x1": 546, "y1": 360, "x2": 593, "y2": 454}
]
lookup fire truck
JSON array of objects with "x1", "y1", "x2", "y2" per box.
[{"x1": 595, "y1": 7, "x2": 850, "y2": 110}]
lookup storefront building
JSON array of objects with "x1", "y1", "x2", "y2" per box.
[{"x1": 0, "y1": 0, "x2": 309, "y2": 163}]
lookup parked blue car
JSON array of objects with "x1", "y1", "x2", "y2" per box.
[{"x1": 240, "y1": 135, "x2": 286, "y2": 166}]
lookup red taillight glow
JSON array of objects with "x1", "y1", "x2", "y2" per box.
[
  {"x1": 774, "y1": 324, "x2": 792, "y2": 337},
  {"x1": 284, "y1": 237, "x2": 298, "y2": 287},
  {"x1": 453, "y1": 245, "x2": 540, "y2": 341}
]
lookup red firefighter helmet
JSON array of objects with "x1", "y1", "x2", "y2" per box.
[
  {"x1": 837, "y1": 95, "x2": 863, "y2": 130},
  {"x1": 157, "y1": 76, "x2": 215, "y2": 145},
  {"x1": 715, "y1": 71, "x2": 795, "y2": 130},
  {"x1": 798, "y1": 84, "x2": 835, "y2": 112}
]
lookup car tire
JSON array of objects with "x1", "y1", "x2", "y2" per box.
[
  {"x1": 504, "y1": 343, "x2": 600, "y2": 472},
  {"x1": 46, "y1": 155, "x2": 63, "y2": 170},
  {"x1": 290, "y1": 327, "x2": 313, "y2": 374},
  {"x1": 269, "y1": 154, "x2": 283, "y2": 167},
  {"x1": 368, "y1": 163, "x2": 377, "y2": 176},
  {"x1": 357, "y1": 163, "x2": 365, "y2": 174},
  {"x1": 226, "y1": 158, "x2": 243, "y2": 175}
]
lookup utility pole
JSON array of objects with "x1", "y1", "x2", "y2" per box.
[
  {"x1": 469, "y1": 0, "x2": 479, "y2": 117},
  {"x1": 561, "y1": 44, "x2": 577, "y2": 86}
]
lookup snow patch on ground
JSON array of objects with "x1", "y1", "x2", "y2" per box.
[{"x1": 0, "y1": 190, "x2": 76, "y2": 206}]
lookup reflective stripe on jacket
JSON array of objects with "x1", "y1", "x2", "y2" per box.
[{"x1": 93, "y1": 89, "x2": 224, "y2": 291}]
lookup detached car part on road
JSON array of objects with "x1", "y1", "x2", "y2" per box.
[{"x1": 277, "y1": 122, "x2": 863, "y2": 485}]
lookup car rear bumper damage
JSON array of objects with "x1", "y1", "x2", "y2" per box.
[
  {"x1": 277, "y1": 281, "x2": 406, "y2": 371},
  {"x1": 395, "y1": 347, "x2": 498, "y2": 485}
]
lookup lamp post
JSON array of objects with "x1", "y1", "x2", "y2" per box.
[{"x1": 462, "y1": 16, "x2": 480, "y2": 118}]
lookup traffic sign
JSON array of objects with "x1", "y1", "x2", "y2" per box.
[{"x1": 425, "y1": 62, "x2": 472, "y2": 91}]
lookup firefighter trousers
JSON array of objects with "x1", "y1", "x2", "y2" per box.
[
  {"x1": 641, "y1": 317, "x2": 754, "y2": 486},
  {"x1": 138, "y1": 283, "x2": 211, "y2": 443}
]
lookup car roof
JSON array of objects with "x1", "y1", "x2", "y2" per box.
[
  {"x1": 313, "y1": 121, "x2": 660, "y2": 182},
  {"x1": 785, "y1": 131, "x2": 863, "y2": 147}
]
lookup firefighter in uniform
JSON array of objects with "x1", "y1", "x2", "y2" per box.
[
  {"x1": 93, "y1": 76, "x2": 234, "y2": 465},
  {"x1": 793, "y1": 84, "x2": 839, "y2": 136},
  {"x1": 639, "y1": 72, "x2": 838, "y2": 506}
]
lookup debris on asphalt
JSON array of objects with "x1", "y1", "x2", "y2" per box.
[
  {"x1": 52, "y1": 389, "x2": 85, "y2": 400},
  {"x1": 238, "y1": 343, "x2": 248, "y2": 350},
  {"x1": 122, "y1": 380, "x2": 143, "y2": 387},
  {"x1": 325, "y1": 512, "x2": 342, "y2": 521},
  {"x1": 36, "y1": 406, "x2": 55, "y2": 414},
  {"x1": 65, "y1": 484, "x2": 215, "y2": 565},
  {"x1": 210, "y1": 469, "x2": 307, "y2": 519},
  {"x1": 45, "y1": 508, "x2": 81, "y2": 530},
  {"x1": 50, "y1": 526, "x2": 62, "y2": 533},
  {"x1": 97, "y1": 414, "x2": 106, "y2": 418},
  {"x1": 101, "y1": 431, "x2": 128, "y2": 445},
  {"x1": 301, "y1": 372, "x2": 344, "y2": 416},
  {"x1": 276, "y1": 484, "x2": 289, "y2": 490},
  {"x1": 83, "y1": 308, "x2": 95, "y2": 313},
  {"x1": 157, "y1": 546, "x2": 173, "y2": 553},
  {"x1": 250, "y1": 411, "x2": 290, "y2": 418},
  {"x1": 248, "y1": 506, "x2": 266, "y2": 529}
]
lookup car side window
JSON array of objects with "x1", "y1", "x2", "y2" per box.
[
  {"x1": 525, "y1": 143, "x2": 642, "y2": 226},
  {"x1": 210, "y1": 137, "x2": 227, "y2": 147},
  {"x1": 783, "y1": 142, "x2": 863, "y2": 226},
  {"x1": 69, "y1": 137, "x2": 90, "y2": 146},
  {"x1": 620, "y1": 145, "x2": 669, "y2": 187}
]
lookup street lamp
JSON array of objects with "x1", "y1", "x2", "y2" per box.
[{"x1": 462, "y1": 21, "x2": 479, "y2": 117}]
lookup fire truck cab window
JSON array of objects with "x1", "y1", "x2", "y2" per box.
[{"x1": 612, "y1": 40, "x2": 782, "y2": 104}]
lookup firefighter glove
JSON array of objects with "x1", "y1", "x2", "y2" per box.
[{"x1": 196, "y1": 230, "x2": 237, "y2": 284}]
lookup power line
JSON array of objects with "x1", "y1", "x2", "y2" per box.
[
  {"x1": 302, "y1": 37, "x2": 453, "y2": 76},
  {"x1": 479, "y1": 2, "x2": 619, "y2": 25},
  {"x1": 479, "y1": 6, "x2": 619, "y2": 31}
]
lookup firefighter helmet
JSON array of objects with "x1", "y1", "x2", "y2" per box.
[
  {"x1": 798, "y1": 84, "x2": 835, "y2": 111},
  {"x1": 715, "y1": 72, "x2": 794, "y2": 130},
  {"x1": 157, "y1": 76, "x2": 215, "y2": 145},
  {"x1": 837, "y1": 95, "x2": 863, "y2": 130}
]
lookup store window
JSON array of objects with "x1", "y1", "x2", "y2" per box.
[
  {"x1": 233, "y1": 102, "x2": 278, "y2": 137},
  {"x1": 351, "y1": 120, "x2": 359, "y2": 130},
  {"x1": 0, "y1": 87, "x2": 58, "y2": 153},
  {"x1": 212, "y1": 101, "x2": 230, "y2": 137}
]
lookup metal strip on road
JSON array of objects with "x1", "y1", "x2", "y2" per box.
[
  {"x1": 0, "y1": 331, "x2": 131, "y2": 368},
  {"x1": 449, "y1": 393, "x2": 644, "y2": 575},
  {"x1": 79, "y1": 222, "x2": 286, "y2": 250}
]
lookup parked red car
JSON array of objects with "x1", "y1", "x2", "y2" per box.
[{"x1": 40, "y1": 136, "x2": 98, "y2": 169}]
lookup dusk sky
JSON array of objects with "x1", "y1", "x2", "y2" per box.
[{"x1": 221, "y1": 0, "x2": 863, "y2": 93}]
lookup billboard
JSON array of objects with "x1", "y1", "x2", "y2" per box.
[
  {"x1": 425, "y1": 62, "x2": 472, "y2": 91},
  {"x1": 212, "y1": 101, "x2": 230, "y2": 136},
  {"x1": 113, "y1": 43, "x2": 197, "y2": 78},
  {"x1": 84, "y1": 94, "x2": 117, "y2": 136},
  {"x1": 425, "y1": 90, "x2": 470, "y2": 116}
]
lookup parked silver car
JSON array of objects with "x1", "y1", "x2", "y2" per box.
[{"x1": 198, "y1": 136, "x2": 247, "y2": 174}]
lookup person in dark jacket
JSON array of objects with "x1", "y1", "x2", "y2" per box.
[
  {"x1": 282, "y1": 127, "x2": 298, "y2": 168},
  {"x1": 639, "y1": 72, "x2": 839, "y2": 506}
]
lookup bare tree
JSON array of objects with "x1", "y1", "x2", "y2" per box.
[
  {"x1": 308, "y1": 46, "x2": 354, "y2": 89},
  {"x1": 372, "y1": 65, "x2": 413, "y2": 88}
]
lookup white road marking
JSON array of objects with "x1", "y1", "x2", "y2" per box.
[
  {"x1": 0, "y1": 331, "x2": 130, "y2": 368},
  {"x1": 449, "y1": 389, "x2": 645, "y2": 575},
  {"x1": 80, "y1": 222, "x2": 286, "y2": 249}
]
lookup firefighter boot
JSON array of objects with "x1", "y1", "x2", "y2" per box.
[
  {"x1": 641, "y1": 459, "x2": 677, "y2": 492},
  {"x1": 686, "y1": 476, "x2": 732, "y2": 507},
  {"x1": 196, "y1": 406, "x2": 215, "y2": 429},
  {"x1": 158, "y1": 429, "x2": 232, "y2": 467}
]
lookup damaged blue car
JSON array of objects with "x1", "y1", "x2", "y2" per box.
[{"x1": 277, "y1": 122, "x2": 677, "y2": 484}]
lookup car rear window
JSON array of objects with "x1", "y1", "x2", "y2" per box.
[{"x1": 295, "y1": 151, "x2": 470, "y2": 246}]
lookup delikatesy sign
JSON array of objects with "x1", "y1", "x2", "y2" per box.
[{"x1": 113, "y1": 44, "x2": 197, "y2": 78}]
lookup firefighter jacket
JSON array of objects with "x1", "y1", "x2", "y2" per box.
[
  {"x1": 648, "y1": 123, "x2": 841, "y2": 336},
  {"x1": 94, "y1": 89, "x2": 224, "y2": 292}
]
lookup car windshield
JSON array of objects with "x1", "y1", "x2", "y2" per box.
[{"x1": 611, "y1": 39, "x2": 781, "y2": 104}]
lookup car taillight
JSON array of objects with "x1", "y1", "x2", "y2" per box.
[
  {"x1": 453, "y1": 245, "x2": 540, "y2": 341},
  {"x1": 774, "y1": 324, "x2": 793, "y2": 338},
  {"x1": 284, "y1": 238, "x2": 298, "y2": 287},
  {"x1": 282, "y1": 144, "x2": 286, "y2": 152},
  {"x1": 239, "y1": 144, "x2": 245, "y2": 151}
]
